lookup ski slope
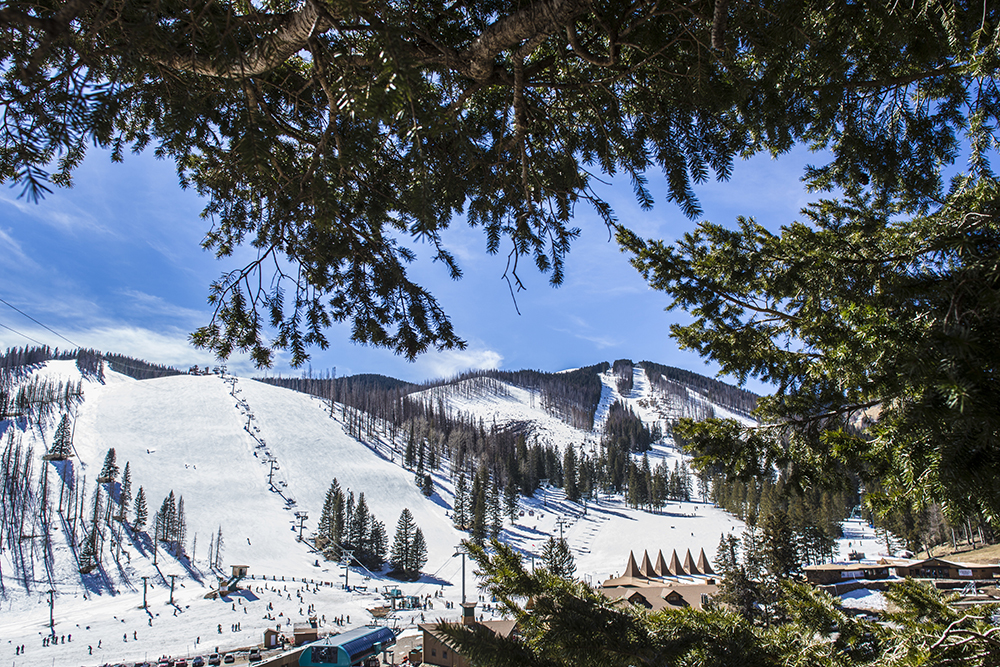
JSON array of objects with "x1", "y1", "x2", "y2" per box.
[{"x1": 0, "y1": 359, "x2": 871, "y2": 667}]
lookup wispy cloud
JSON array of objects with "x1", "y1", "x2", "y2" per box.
[
  {"x1": 413, "y1": 347, "x2": 503, "y2": 380},
  {"x1": 117, "y1": 289, "x2": 207, "y2": 323}
]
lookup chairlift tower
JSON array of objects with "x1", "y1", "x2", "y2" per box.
[
  {"x1": 267, "y1": 458, "x2": 279, "y2": 488},
  {"x1": 341, "y1": 549, "x2": 354, "y2": 590},
  {"x1": 295, "y1": 512, "x2": 308, "y2": 541}
]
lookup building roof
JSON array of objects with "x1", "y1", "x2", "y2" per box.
[
  {"x1": 639, "y1": 551, "x2": 656, "y2": 578},
  {"x1": 697, "y1": 548, "x2": 714, "y2": 576},
  {"x1": 805, "y1": 562, "x2": 889, "y2": 572},
  {"x1": 419, "y1": 619, "x2": 517, "y2": 644},
  {"x1": 602, "y1": 583, "x2": 719, "y2": 612},
  {"x1": 668, "y1": 550, "x2": 684, "y2": 576},
  {"x1": 654, "y1": 551, "x2": 669, "y2": 577},
  {"x1": 623, "y1": 551, "x2": 642, "y2": 578},
  {"x1": 683, "y1": 549, "x2": 700, "y2": 576}
]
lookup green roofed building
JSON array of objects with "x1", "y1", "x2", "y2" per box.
[{"x1": 298, "y1": 626, "x2": 396, "y2": 667}]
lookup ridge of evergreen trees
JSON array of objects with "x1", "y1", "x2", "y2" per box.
[
  {"x1": 103, "y1": 353, "x2": 183, "y2": 380},
  {"x1": 612, "y1": 359, "x2": 634, "y2": 395},
  {"x1": 640, "y1": 361, "x2": 758, "y2": 417}
]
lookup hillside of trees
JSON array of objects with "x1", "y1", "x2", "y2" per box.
[{"x1": 640, "y1": 361, "x2": 758, "y2": 417}]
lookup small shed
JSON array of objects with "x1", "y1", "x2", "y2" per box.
[
  {"x1": 299, "y1": 626, "x2": 396, "y2": 666},
  {"x1": 293, "y1": 623, "x2": 320, "y2": 646},
  {"x1": 264, "y1": 627, "x2": 282, "y2": 648},
  {"x1": 232, "y1": 565, "x2": 250, "y2": 578}
]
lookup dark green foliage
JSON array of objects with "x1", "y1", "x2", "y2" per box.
[
  {"x1": 627, "y1": 185, "x2": 1000, "y2": 524},
  {"x1": 541, "y1": 537, "x2": 576, "y2": 579},
  {"x1": 453, "y1": 474, "x2": 469, "y2": 530},
  {"x1": 613, "y1": 359, "x2": 634, "y2": 395},
  {"x1": 442, "y1": 541, "x2": 1000, "y2": 667},
  {"x1": 563, "y1": 446, "x2": 580, "y2": 503},
  {"x1": 317, "y1": 484, "x2": 385, "y2": 569},
  {"x1": 389, "y1": 508, "x2": 427, "y2": 577},
  {"x1": 132, "y1": 486, "x2": 147, "y2": 531},
  {"x1": 46, "y1": 413, "x2": 72, "y2": 460},
  {"x1": 98, "y1": 448, "x2": 118, "y2": 483},
  {"x1": 602, "y1": 400, "x2": 657, "y2": 453}
]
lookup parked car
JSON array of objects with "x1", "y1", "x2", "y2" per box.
[
  {"x1": 191, "y1": 657, "x2": 205, "y2": 667},
  {"x1": 223, "y1": 654, "x2": 235, "y2": 664},
  {"x1": 249, "y1": 648, "x2": 262, "y2": 662},
  {"x1": 176, "y1": 660, "x2": 188, "y2": 667},
  {"x1": 207, "y1": 654, "x2": 221, "y2": 667}
]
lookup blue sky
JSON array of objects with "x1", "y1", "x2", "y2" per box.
[{"x1": 1, "y1": 145, "x2": 815, "y2": 389}]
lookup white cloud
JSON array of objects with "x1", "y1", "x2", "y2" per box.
[
  {"x1": 412, "y1": 347, "x2": 503, "y2": 380},
  {"x1": 117, "y1": 289, "x2": 207, "y2": 323}
]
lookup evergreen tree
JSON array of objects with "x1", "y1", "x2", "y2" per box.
[
  {"x1": 488, "y1": 480, "x2": 503, "y2": 539},
  {"x1": 317, "y1": 478, "x2": 343, "y2": 553},
  {"x1": 47, "y1": 413, "x2": 72, "y2": 460},
  {"x1": 98, "y1": 447, "x2": 119, "y2": 482},
  {"x1": 540, "y1": 537, "x2": 575, "y2": 579},
  {"x1": 213, "y1": 525, "x2": 225, "y2": 569},
  {"x1": 504, "y1": 478, "x2": 519, "y2": 523},
  {"x1": 405, "y1": 427, "x2": 416, "y2": 468},
  {"x1": 368, "y1": 519, "x2": 387, "y2": 570},
  {"x1": 118, "y1": 462, "x2": 132, "y2": 519},
  {"x1": 133, "y1": 486, "x2": 147, "y2": 530},
  {"x1": 411, "y1": 527, "x2": 428, "y2": 574},
  {"x1": 421, "y1": 473, "x2": 434, "y2": 497},
  {"x1": 471, "y1": 469, "x2": 488, "y2": 544},
  {"x1": 176, "y1": 495, "x2": 187, "y2": 556},
  {"x1": 156, "y1": 491, "x2": 177, "y2": 545},
  {"x1": 453, "y1": 474, "x2": 469, "y2": 530},
  {"x1": 390, "y1": 508, "x2": 417, "y2": 575},
  {"x1": 563, "y1": 446, "x2": 579, "y2": 502},
  {"x1": 762, "y1": 509, "x2": 799, "y2": 579}
]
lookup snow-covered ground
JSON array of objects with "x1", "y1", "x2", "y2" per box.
[{"x1": 5, "y1": 359, "x2": 880, "y2": 666}]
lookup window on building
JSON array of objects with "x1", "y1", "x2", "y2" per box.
[{"x1": 443, "y1": 650, "x2": 448, "y2": 659}]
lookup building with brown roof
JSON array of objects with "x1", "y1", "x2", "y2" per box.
[
  {"x1": 599, "y1": 549, "x2": 720, "y2": 612},
  {"x1": 418, "y1": 603, "x2": 517, "y2": 667}
]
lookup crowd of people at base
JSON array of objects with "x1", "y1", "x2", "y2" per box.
[{"x1": 14, "y1": 632, "x2": 73, "y2": 656}]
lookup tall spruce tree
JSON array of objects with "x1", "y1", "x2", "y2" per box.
[
  {"x1": 98, "y1": 448, "x2": 118, "y2": 483},
  {"x1": 46, "y1": 413, "x2": 72, "y2": 460},
  {"x1": 133, "y1": 486, "x2": 147, "y2": 531},
  {"x1": 118, "y1": 462, "x2": 132, "y2": 520},
  {"x1": 390, "y1": 508, "x2": 417, "y2": 576},
  {"x1": 453, "y1": 474, "x2": 469, "y2": 531},
  {"x1": 540, "y1": 537, "x2": 575, "y2": 579}
]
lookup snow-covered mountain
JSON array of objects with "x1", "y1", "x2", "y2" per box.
[{"x1": 0, "y1": 358, "x2": 885, "y2": 666}]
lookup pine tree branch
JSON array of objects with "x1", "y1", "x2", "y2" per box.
[{"x1": 151, "y1": 0, "x2": 335, "y2": 79}]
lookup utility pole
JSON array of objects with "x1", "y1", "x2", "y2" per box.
[
  {"x1": 453, "y1": 545, "x2": 469, "y2": 603},
  {"x1": 555, "y1": 516, "x2": 567, "y2": 542},
  {"x1": 141, "y1": 577, "x2": 150, "y2": 610},
  {"x1": 169, "y1": 575, "x2": 177, "y2": 605}
]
